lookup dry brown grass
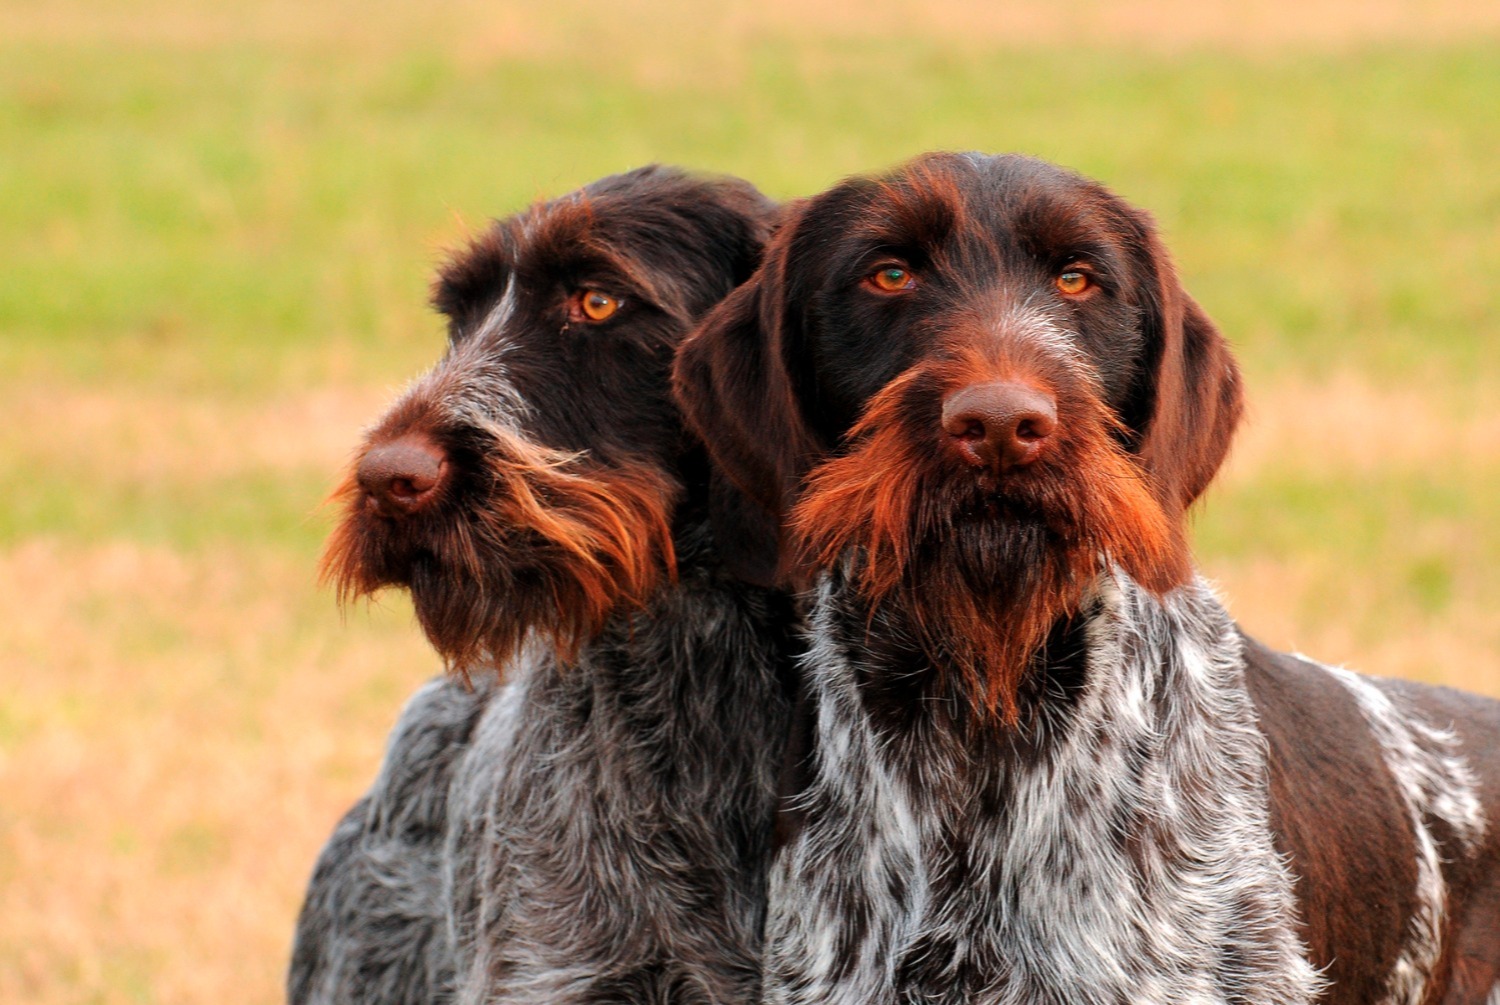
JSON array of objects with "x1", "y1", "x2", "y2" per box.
[
  {"x1": 1226, "y1": 372, "x2": 1500, "y2": 484},
  {"x1": 1, "y1": 383, "x2": 392, "y2": 487},
  {"x1": 1210, "y1": 373, "x2": 1500, "y2": 691},
  {"x1": 1213, "y1": 555, "x2": 1500, "y2": 694},
  {"x1": 0, "y1": 537, "x2": 436, "y2": 1005},
  {"x1": 723, "y1": 0, "x2": 1500, "y2": 50},
  {"x1": 0, "y1": 376, "x2": 430, "y2": 1003}
]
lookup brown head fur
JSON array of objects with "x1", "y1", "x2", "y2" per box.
[
  {"x1": 320, "y1": 393, "x2": 677, "y2": 670},
  {"x1": 676, "y1": 152, "x2": 1240, "y2": 720},
  {"x1": 327, "y1": 165, "x2": 777, "y2": 671}
]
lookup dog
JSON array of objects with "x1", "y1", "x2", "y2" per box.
[
  {"x1": 290, "y1": 165, "x2": 796, "y2": 1004},
  {"x1": 289, "y1": 672, "x2": 490, "y2": 1004},
  {"x1": 675, "y1": 152, "x2": 1500, "y2": 1004}
]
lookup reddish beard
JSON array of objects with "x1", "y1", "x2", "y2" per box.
[
  {"x1": 322, "y1": 420, "x2": 678, "y2": 673},
  {"x1": 790, "y1": 358, "x2": 1189, "y2": 722}
]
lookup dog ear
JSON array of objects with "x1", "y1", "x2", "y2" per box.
[
  {"x1": 693, "y1": 175, "x2": 782, "y2": 290},
  {"x1": 1125, "y1": 216, "x2": 1245, "y2": 516},
  {"x1": 431, "y1": 225, "x2": 510, "y2": 340},
  {"x1": 673, "y1": 220, "x2": 820, "y2": 559}
]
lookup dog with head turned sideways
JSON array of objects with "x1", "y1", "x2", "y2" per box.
[
  {"x1": 675, "y1": 152, "x2": 1500, "y2": 1005},
  {"x1": 289, "y1": 165, "x2": 796, "y2": 1005}
]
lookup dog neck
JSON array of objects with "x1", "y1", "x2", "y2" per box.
[
  {"x1": 448, "y1": 504, "x2": 799, "y2": 1004},
  {"x1": 769, "y1": 567, "x2": 1323, "y2": 1003}
]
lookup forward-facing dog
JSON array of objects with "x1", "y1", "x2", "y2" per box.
[
  {"x1": 676, "y1": 152, "x2": 1500, "y2": 1004},
  {"x1": 290, "y1": 165, "x2": 796, "y2": 1004}
]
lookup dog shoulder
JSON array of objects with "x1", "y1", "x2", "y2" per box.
[{"x1": 1239, "y1": 635, "x2": 1422, "y2": 997}]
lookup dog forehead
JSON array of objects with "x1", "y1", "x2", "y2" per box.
[
  {"x1": 479, "y1": 202, "x2": 665, "y2": 317},
  {"x1": 509, "y1": 191, "x2": 737, "y2": 313},
  {"x1": 508, "y1": 195, "x2": 613, "y2": 266},
  {"x1": 526, "y1": 169, "x2": 745, "y2": 255},
  {"x1": 815, "y1": 154, "x2": 1127, "y2": 268}
]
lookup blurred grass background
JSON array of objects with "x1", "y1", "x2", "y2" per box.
[{"x1": 2, "y1": 1, "x2": 1497, "y2": 1001}]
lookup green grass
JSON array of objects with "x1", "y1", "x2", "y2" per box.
[
  {"x1": 1200, "y1": 468, "x2": 1500, "y2": 564},
  {"x1": 5, "y1": 40, "x2": 1499, "y2": 392},
  {"x1": 0, "y1": 466, "x2": 333, "y2": 551}
]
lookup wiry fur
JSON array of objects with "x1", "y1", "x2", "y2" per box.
[
  {"x1": 766, "y1": 572, "x2": 1322, "y2": 1004},
  {"x1": 444, "y1": 519, "x2": 795, "y2": 1004},
  {"x1": 289, "y1": 674, "x2": 494, "y2": 1005},
  {"x1": 790, "y1": 326, "x2": 1187, "y2": 720},
  {"x1": 317, "y1": 164, "x2": 782, "y2": 675},
  {"x1": 290, "y1": 166, "x2": 795, "y2": 1004},
  {"x1": 322, "y1": 368, "x2": 679, "y2": 669},
  {"x1": 675, "y1": 152, "x2": 1500, "y2": 1003}
]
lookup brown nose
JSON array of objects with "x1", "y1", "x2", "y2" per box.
[
  {"x1": 356, "y1": 433, "x2": 449, "y2": 518},
  {"x1": 941, "y1": 381, "x2": 1058, "y2": 472}
]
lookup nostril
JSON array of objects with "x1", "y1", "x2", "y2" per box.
[
  {"x1": 356, "y1": 433, "x2": 450, "y2": 517},
  {"x1": 940, "y1": 381, "x2": 1058, "y2": 472},
  {"x1": 1013, "y1": 410, "x2": 1057, "y2": 443},
  {"x1": 956, "y1": 419, "x2": 987, "y2": 441},
  {"x1": 389, "y1": 475, "x2": 432, "y2": 500}
]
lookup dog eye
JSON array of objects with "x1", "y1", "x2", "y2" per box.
[
  {"x1": 868, "y1": 266, "x2": 916, "y2": 293},
  {"x1": 1055, "y1": 271, "x2": 1090, "y2": 296},
  {"x1": 575, "y1": 290, "x2": 620, "y2": 322}
]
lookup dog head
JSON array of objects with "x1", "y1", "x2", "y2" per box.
[
  {"x1": 325, "y1": 166, "x2": 777, "y2": 670},
  {"x1": 675, "y1": 153, "x2": 1241, "y2": 718}
]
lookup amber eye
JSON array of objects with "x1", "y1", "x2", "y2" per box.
[
  {"x1": 578, "y1": 290, "x2": 619, "y2": 321},
  {"x1": 1056, "y1": 270, "x2": 1090, "y2": 296},
  {"x1": 869, "y1": 266, "x2": 915, "y2": 293}
]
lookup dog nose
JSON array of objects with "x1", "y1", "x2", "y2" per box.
[
  {"x1": 941, "y1": 381, "x2": 1058, "y2": 472},
  {"x1": 356, "y1": 433, "x2": 449, "y2": 517}
]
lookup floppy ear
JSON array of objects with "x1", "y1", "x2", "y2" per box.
[
  {"x1": 430, "y1": 225, "x2": 510, "y2": 339},
  {"x1": 691, "y1": 175, "x2": 782, "y2": 292},
  {"x1": 673, "y1": 224, "x2": 821, "y2": 576},
  {"x1": 1122, "y1": 216, "x2": 1244, "y2": 518},
  {"x1": 675, "y1": 220, "x2": 828, "y2": 591}
]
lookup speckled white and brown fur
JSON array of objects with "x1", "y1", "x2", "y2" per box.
[
  {"x1": 443, "y1": 518, "x2": 794, "y2": 1003},
  {"x1": 674, "y1": 152, "x2": 1500, "y2": 1004},
  {"x1": 765, "y1": 571, "x2": 1323, "y2": 1005},
  {"x1": 290, "y1": 166, "x2": 796, "y2": 1005}
]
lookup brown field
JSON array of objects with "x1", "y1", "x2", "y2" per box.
[{"x1": 1218, "y1": 378, "x2": 1500, "y2": 690}]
